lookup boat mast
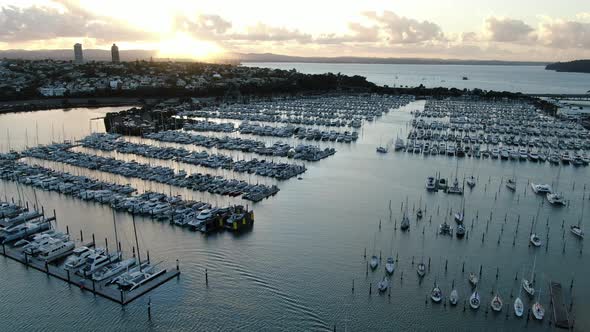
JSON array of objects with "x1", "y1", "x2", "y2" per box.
[
  {"x1": 112, "y1": 209, "x2": 120, "y2": 255},
  {"x1": 132, "y1": 212, "x2": 142, "y2": 271}
]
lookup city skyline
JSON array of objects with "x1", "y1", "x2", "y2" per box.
[{"x1": 0, "y1": 0, "x2": 588, "y2": 61}]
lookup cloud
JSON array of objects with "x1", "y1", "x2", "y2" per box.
[
  {"x1": 484, "y1": 17, "x2": 535, "y2": 42},
  {"x1": 228, "y1": 23, "x2": 312, "y2": 42},
  {"x1": 315, "y1": 23, "x2": 379, "y2": 44},
  {"x1": 0, "y1": 2, "x2": 151, "y2": 42},
  {"x1": 461, "y1": 32, "x2": 479, "y2": 43},
  {"x1": 576, "y1": 12, "x2": 590, "y2": 21},
  {"x1": 362, "y1": 11, "x2": 445, "y2": 44},
  {"x1": 538, "y1": 19, "x2": 590, "y2": 48},
  {"x1": 173, "y1": 14, "x2": 232, "y2": 40}
]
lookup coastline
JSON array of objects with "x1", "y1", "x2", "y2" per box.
[{"x1": 0, "y1": 97, "x2": 150, "y2": 114}]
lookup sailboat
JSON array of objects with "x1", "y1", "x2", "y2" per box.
[
  {"x1": 377, "y1": 276, "x2": 389, "y2": 292},
  {"x1": 416, "y1": 196, "x2": 423, "y2": 219},
  {"x1": 490, "y1": 292, "x2": 503, "y2": 312},
  {"x1": 522, "y1": 255, "x2": 536, "y2": 297},
  {"x1": 514, "y1": 284, "x2": 524, "y2": 317},
  {"x1": 439, "y1": 215, "x2": 452, "y2": 235},
  {"x1": 532, "y1": 279, "x2": 545, "y2": 320},
  {"x1": 470, "y1": 290, "x2": 481, "y2": 310},
  {"x1": 546, "y1": 166, "x2": 565, "y2": 206},
  {"x1": 506, "y1": 164, "x2": 517, "y2": 191},
  {"x1": 466, "y1": 175, "x2": 476, "y2": 188},
  {"x1": 529, "y1": 202, "x2": 543, "y2": 247},
  {"x1": 430, "y1": 280, "x2": 442, "y2": 303},
  {"x1": 417, "y1": 258, "x2": 426, "y2": 277},
  {"x1": 385, "y1": 230, "x2": 395, "y2": 274},
  {"x1": 454, "y1": 189, "x2": 465, "y2": 224},
  {"x1": 400, "y1": 197, "x2": 410, "y2": 231},
  {"x1": 468, "y1": 272, "x2": 479, "y2": 287},
  {"x1": 370, "y1": 233, "x2": 379, "y2": 270},
  {"x1": 449, "y1": 280, "x2": 458, "y2": 305},
  {"x1": 571, "y1": 193, "x2": 585, "y2": 238}
]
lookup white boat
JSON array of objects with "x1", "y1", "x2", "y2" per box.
[
  {"x1": 490, "y1": 293, "x2": 503, "y2": 312},
  {"x1": 530, "y1": 233, "x2": 542, "y2": 247},
  {"x1": 37, "y1": 240, "x2": 75, "y2": 262},
  {"x1": 470, "y1": 290, "x2": 481, "y2": 309},
  {"x1": 0, "y1": 220, "x2": 51, "y2": 244},
  {"x1": 92, "y1": 258, "x2": 137, "y2": 281},
  {"x1": 514, "y1": 296, "x2": 524, "y2": 317},
  {"x1": 531, "y1": 183, "x2": 552, "y2": 194},
  {"x1": 456, "y1": 224, "x2": 466, "y2": 238},
  {"x1": 430, "y1": 282, "x2": 442, "y2": 303},
  {"x1": 369, "y1": 255, "x2": 379, "y2": 270},
  {"x1": 115, "y1": 263, "x2": 161, "y2": 291},
  {"x1": 571, "y1": 195, "x2": 585, "y2": 238},
  {"x1": 449, "y1": 289, "x2": 459, "y2": 305},
  {"x1": 417, "y1": 262, "x2": 426, "y2": 277},
  {"x1": 78, "y1": 251, "x2": 119, "y2": 277},
  {"x1": 64, "y1": 246, "x2": 96, "y2": 270},
  {"x1": 522, "y1": 256, "x2": 536, "y2": 297},
  {"x1": 533, "y1": 302, "x2": 545, "y2": 320},
  {"x1": 468, "y1": 272, "x2": 478, "y2": 286},
  {"x1": 400, "y1": 213, "x2": 410, "y2": 231},
  {"x1": 426, "y1": 176, "x2": 436, "y2": 191},
  {"x1": 394, "y1": 137, "x2": 405, "y2": 151},
  {"x1": 506, "y1": 178, "x2": 516, "y2": 191},
  {"x1": 385, "y1": 257, "x2": 395, "y2": 275},
  {"x1": 546, "y1": 192, "x2": 566, "y2": 206},
  {"x1": 466, "y1": 176, "x2": 476, "y2": 188},
  {"x1": 377, "y1": 276, "x2": 389, "y2": 292}
]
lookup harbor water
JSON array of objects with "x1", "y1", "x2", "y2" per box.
[
  {"x1": 0, "y1": 104, "x2": 589, "y2": 331},
  {"x1": 245, "y1": 63, "x2": 590, "y2": 95}
]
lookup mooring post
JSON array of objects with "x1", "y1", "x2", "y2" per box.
[
  {"x1": 148, "y1": 297, "x2": 152, "y2": 320},
  {"x1": 176, "y1": 259, "x2": 179, "y2": 271},
  {"x1": 92, "y1": 233, "x2": 95, "y2": 246},
  {"x1": 80, "y1": 229, "x2": 83, "y2": 242},
  {"x1": 369, "y1": 283, "x2": 372, "y2": 295},
  {"x1": 66, "y1": 225, "x2": 69, "y2": 235},
  {"x1": 205, "y1": 268, "x2": 208, "y2": 285},
  {"x1": 67, "y1": 269, "x2": 70, "y2": 282},
  {"x1": 105, "y1": 238, "x2": 109, "y2": 255},
  {"x1": 120, "y1": 290, "x2": 124, "y2": 304},
  {"x1": 147, "y1": 250, "x2": 150, "y2": 264},
  {"x1": 45, "y1": 261, "x2": 49, "y2": 274},
  {"x1": 352, "y1": 279, "x2": 354, "y2": 293},
  {"x1": 2, "y1": 243, "x2": 5, "y2": 255}
]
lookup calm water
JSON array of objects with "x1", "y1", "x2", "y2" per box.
[
  {"x1": 1, "y1": 105, "x2": 589, "y2": 331},
  {"x1": 245, "y1": 62, "x2": 590, "y2": 95}
]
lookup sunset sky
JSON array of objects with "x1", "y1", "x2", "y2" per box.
[{"x1": 0, "y1": 0, "x2": 589, "y2": 61}]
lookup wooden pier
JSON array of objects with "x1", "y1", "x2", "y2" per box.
[
  {"x1": 549, "y1": 281, "x2": 571, "y2": 329},
  {"x1": 0, "y1": 242, "x2": 179, "y2": 305}
]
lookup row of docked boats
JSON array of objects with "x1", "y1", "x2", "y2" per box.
[
  {"x1": 176, "y1": 95, "x2": 414, "y2": 128},
  {"x1": 0, "y1": 160, "x2": 255, "y2": 234},
  {"x1": 79, "y1": 133, "x2": 307, "y2": 180},
  {"x1": 22, "y1": 144, "x2": 280, "y2": 201},
  {"x1": 143, "y1": 130, "x2": 336, "y2": 162}
]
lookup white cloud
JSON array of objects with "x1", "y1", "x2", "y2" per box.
[
  {"x1": 538, "y1": 19, "x2": 590, "y2": 49},
  {"x1": 484, "y1": 17, "x2": 535, "y2": 43}
]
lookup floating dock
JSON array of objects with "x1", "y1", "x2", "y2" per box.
[
  {"x1": 549, "y1": 281, "x2": 571, "y2": 329},
  {"x1": 1, "y1": 240, "x2": 179, "y2": 305}
]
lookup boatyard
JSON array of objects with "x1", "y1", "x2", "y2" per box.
[{"x1": 0, "y1": 95, "x2": 588, "y2": 331}]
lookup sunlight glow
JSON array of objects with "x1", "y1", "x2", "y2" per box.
[{"x1": 156, "y1": 33, "x2": 224, "y2": 60}]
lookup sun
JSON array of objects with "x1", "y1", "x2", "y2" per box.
[{"x1": 157, "y1": 32, "x2": 223, "y2": 61}]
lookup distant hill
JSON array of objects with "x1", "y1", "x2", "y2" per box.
[
  {"x1": 546, "y1": 60, "x2": 590, "y2": 73},
  {"x1": 0, "y1": 49, "x2": 548, "y2": 66},
  {"x1": 236, "y1": 52, "x2": 547, "y2": 66}
]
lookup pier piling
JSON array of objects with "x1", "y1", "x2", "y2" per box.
[{"x1": 205, "y1": 268, "x2": 208, "y2": 285}]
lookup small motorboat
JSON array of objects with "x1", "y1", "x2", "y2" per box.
[
  {"x1": 400, "y1": 214, "x2": 410, "y2": 231},
  {"x1": 546, "y1": 192, "x2": 566, "y2": 206},
  {"x1": 439, "y1": 220, "x2": 452, "y2": 235},
  {"x1": 531, "y1": 183, "x2": 552, "y2": 194},
  {"x1": 430, "y1": 282, "x2": 442, "y2": 303},
  {"x1": 470, "y1": 291, "x2": 481, "y2": 310},
  {"x1": 468, "y1": 272, "x2": 479, "y2": 286},
  {"x1": 378, "y1": 276, "x2": 389, "y2": 292},
  {"x1": 490, "y1": 293, "x2": 503, "y2": 312},
  {"x1": 376, "y1": 146, "x2": 388, "y2": 154},
  {"x1": 514, "y1": 297, "x2": 524, "y2": 317},
  {"x1": 370, "y1": 255, "x2": 379, "y2": 270},
  {"x1": 426, "y1": 177, "x2": 437, "y2": 191},
  {"x1": 570, "y1": 225, "x2": 584, "y2": 238},
  {"x1": 385, "y1": 257, "x2": 395, "y2": 275},
  {"x1": 449, "y1": 289, "x2": 459, "y2": 305},
  {"x1": 454, "y1": 212, "x2": 464, "y2": 224},
  {"x1": 530, "y1": 233, "x2": 542, "y2": 247},
  {"x1": 416, "y1": 208, "x2": 423, "y2": 219}
]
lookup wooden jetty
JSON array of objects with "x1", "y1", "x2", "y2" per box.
[
  {"x1": 1, "y1": 241, "x2": 179, "y2": 305},
  {"x1": 549, "y1": 281, "x2": 571, "y2": 329}
]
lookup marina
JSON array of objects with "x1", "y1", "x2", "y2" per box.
[{"x1": 0, "y1": 97, "x2": 588, "y2": 331}]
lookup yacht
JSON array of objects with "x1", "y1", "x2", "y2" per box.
[
  {"x1": 114, "y1": 263, "x2": 159, "y2": 291},
  {"x1": 376, "y1": 146, "x2": 388, "y2": 154},
  {"x1": 37, "y1": 240, "x2": 75, "y2": 262},
  {"x1": 531, "y1": 183, "x2": 552, "y2": 194},
  {"x1": 394, "y1": 138, "x2": 405, "y2": 151},
  {"x1": 385, "y1": 257, "x2": 395, "y2": 275},
  {"x1": 400, "y1": 213, "x2": 410, "y2": 231},
  {"x1": 456, "y1": 224, "x2": 466, "y2": 238},
  {"x1": 64, "y1": 246, "x2": 97, "y2": 270},
  {"x1": 92, "y1": 258, "x2": 137, "y2": 282},
  {"x1": 439, "y1": 219, "x2": 452, "y2": 235},
  {"x1": 490, "y1": 293, "x2": 503, "y2": 312},
  {"x1": 570, "y1": 225, "x2": 584, "y2": 238},
  {"x1": 0, "y1": 221, "x2": 51, "y2": 244},
  {"x1": 533, "y1": 302, "x2": 545, "y2": 320},
  {"x1": 546, "y1": 192, "x2": 566, "y2": 206},
  {"x1": 78, "y1": 251, "x2": 119, "y2": 277},
  {"x1": 437, "y1": 178, "x2": 448, "y2": 191},
  {"x1": 470, "y1": 291, "x2": 481, "y2": 310}
]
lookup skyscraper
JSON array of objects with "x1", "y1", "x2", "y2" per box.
[
  {"x1": 73, "y1": 43, "x2": 83, "y2": 64},
  {"x1": 111, "y1": 43, "x2": 120, "y2": 63}
]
